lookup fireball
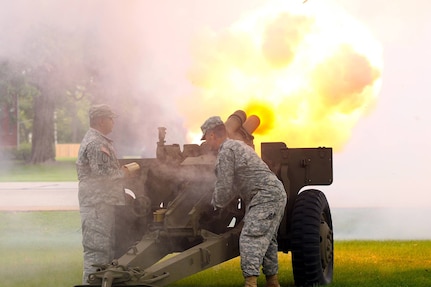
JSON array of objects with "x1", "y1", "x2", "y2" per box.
[{"x1": 180, "y1": 0, "x2": 383, "y2": 152}]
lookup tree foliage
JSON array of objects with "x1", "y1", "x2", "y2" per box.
[
  {"x1": 0, "y1": 23, "x2": 102, "y2": 163},
  {"x1": 0, "y1": 60, "x2": 24, "y2": 124},
  {"x1": 16, "y1": 26, "x2": 99, "y2": 163},
  {"x1": 0, "y1": 60, "x2": 35, "y2": 148}
]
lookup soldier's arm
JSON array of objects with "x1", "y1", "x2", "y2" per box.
[
  {"x1": 212, "y1": 148, "x2": 236, "y2": 209},
  {"x1": 86, "y1": 142, "x2": 123, "y2": 179}
]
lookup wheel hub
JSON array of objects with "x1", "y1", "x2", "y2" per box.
[{"x1": 319, "y1": 216, "x2": 333, "y2": 270}]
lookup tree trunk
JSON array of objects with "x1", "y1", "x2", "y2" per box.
[{"x1": 30, "y1": 91, "x2": 55, "y2": 164}]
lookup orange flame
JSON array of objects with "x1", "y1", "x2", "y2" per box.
[
  {"x1": 244, "y1": 101, "x2": 275, "y2": 135},
  {"x1": 180, "y1": 0, "x2": 383, "y2": 152}
]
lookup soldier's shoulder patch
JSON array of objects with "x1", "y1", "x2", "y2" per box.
[{"x1": 100, "y1": 145, "x2": 110, "y2": 155}]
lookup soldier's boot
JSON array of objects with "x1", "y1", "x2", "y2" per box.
[
  {"x1": 264, "y1": 274, "x2": 280, "y2": 287},
  {"x1": 244, "y1": 276, "x2": 258, "y2": 287}
]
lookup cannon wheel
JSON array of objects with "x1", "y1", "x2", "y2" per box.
[{"x1": 291, "y1": 189, "x2": 334, "y2": 286}]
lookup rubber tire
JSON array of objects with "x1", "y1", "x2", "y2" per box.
[{"x1": 291, "y1": 189, "x2": 334, "y2": 286}]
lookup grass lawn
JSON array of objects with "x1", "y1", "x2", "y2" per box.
[
  {"x1": 0, "y1": 158, "x2": 78, "y2": 182},
  {"x1": 1, "y1": 211, "x2": 430, "y2": 287},
  {"x1": 0, "y1": 211, "x2": 82, "y2": 287}
]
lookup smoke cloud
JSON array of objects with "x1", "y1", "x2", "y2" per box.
[
  {"x1": 180, "y1": 0, "x2": 383, "y2": 152},
  {"x1": 1, "y1": 1, "x2": 429, "y2": 241},
  {"x1": 333, "y1": 207, "x2": 431, "y2": 240},
  {"x1": 0, "y1": 0, "x2": 195, "y2": 157},
  {"x1": 0, "y1": 0, "x2": 382, "y2": 155}
]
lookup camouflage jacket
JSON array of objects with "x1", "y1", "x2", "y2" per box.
[
  {"x1": 76, "y1": 128, "x2": 125, "y2": 206},
  {"x1": 212, "y1": 139, "x2": 286, "y2": 209}
]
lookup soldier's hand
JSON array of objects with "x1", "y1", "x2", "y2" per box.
[{"x1": 122, "y1": 166, "x2": 132, "y2": 178}]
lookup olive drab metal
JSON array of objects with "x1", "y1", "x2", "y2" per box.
[{"x1": 75, "y1": 110, "x2": 334, "y2": 287}]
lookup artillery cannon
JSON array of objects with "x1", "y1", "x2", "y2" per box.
[{"x1": 75, "y1": 110, "x2": 334, "y2": 287}]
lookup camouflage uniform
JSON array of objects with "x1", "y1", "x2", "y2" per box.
[
  {"x1": 212, "y1": 139, "x2": 287, "y2": 278},
  {"x1": 76, "y1": 128, "x2": 125, "y2": 284}
]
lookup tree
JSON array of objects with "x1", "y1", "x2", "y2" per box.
[
  {"x1": 31, "y1": 81, "x2": 56, "y2": 163},
  {"x1": 57, "y1": 86, "x2": 91, "y2": 143},
  {"x1": 0, "y1": 60, "x2": 35, "y2": 148},
  {"x1": 20, "y1": 26, "x2": 99, "y2": 163},
  {"x1": 0, "y1": 60, "x2": 25, "y2": 123}
]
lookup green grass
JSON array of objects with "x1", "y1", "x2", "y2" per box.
[
  {"x1": 175, "y1": 241, "x2": 431, "y2": 287},
  {"x1": 0, "y1": 211, "x2": 82, "y2": 287},
  {"x1": 0, "y1": 158, "x2": 78, "y2": 182},
  {"x1": 330, "y1": 241, "x2": 431, "y2": 287},
  {"x1": 1, "y1": 211, "x2": 430, "y2": 287}
]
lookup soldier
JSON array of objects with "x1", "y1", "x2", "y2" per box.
[
  {"x1": 201, "y1": 116, "x2": 287, "y2": 287},
  {"x1": 76, "y1": 104, "x2": 130, "y2": 284}
]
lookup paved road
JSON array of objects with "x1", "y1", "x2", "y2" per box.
[{"x1": 0, "y1": 182, "x2": 79, "y2": 211}]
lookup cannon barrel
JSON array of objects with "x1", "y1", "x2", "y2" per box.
[{"x1": 225, "y1": 110, "x2": 259, "y2": 148}]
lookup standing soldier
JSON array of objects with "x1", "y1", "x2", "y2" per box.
[
  {"x1": 76, "y1": 104, "x2": 130, "y2": 284},
  {"x1": 200, "y1": 116, "x2": 288, "y2": 287}
]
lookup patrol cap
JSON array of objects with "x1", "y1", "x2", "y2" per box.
[
  {"x1": 200, "y1": 116, "x2": 224, "y2": 140},
  {"x1": 89, "y1": 104, "x2": 118, "y2": 119}
]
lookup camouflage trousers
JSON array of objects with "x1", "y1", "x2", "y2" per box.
[
  {"x1": 80, "y1": 204, "x2": 116, "y2": 284},
  {"x1": 240, "y1": 196, "x2": 287, "y2": 278}
]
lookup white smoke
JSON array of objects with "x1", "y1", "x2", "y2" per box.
[{"x1": 0, "y1": 0, "x2": 430, "y2": 240}]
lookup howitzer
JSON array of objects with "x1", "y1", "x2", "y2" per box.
[{"x1": 75, "y1": 110, "x2": 333, "y2": 287}]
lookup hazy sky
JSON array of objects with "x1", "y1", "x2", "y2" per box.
[
  {"x1": 1, "y1": 0, "x2": 430, "y2": 211},
  {"x1": 326, "y1": 0, "x2": 431, "y2": 208}
]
